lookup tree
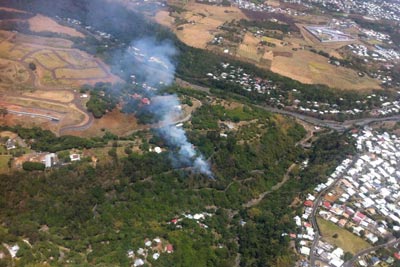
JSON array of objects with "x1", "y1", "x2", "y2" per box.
[
  {"x1": 22, "y1": 161, "x2": 45, "y2": 171},
  {"x1": 28, "y1": 62, "x2": 36, "y2": 71},
  {"x1": 343, "y1": 252, "x2": 353, "y2": 261}
]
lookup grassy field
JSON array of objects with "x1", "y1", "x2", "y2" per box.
[
  {"x1": 34, "y1": 50, "x2": 70, "y2": 69},
  {"x1": 0, "y1": 155, "x2": 11, "y2": 174},
  {"x1": 29, "y1": 14, "x2": 84, "y2": 38},
  {"x1": 55, "y1": 68, "x2": 107, "y2": 79},
  {"x1": 317, "y1": 217, "x2": 371, "y2": 254},
  {"x1": 271, "y1": 50, "x2": 381, "y2": 90},
  {"x1": 22, "y1": 90, "x2": 75, "y2": 103},
  {"x1": 0, "y1": 58, "x2": 30, "y2": 85}
]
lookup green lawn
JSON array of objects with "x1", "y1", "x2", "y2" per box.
[{"x1": 317, "y1": 217, "x2": 371, "y2": 254}]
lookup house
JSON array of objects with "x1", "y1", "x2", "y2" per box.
[
  {"x1": 304, "y1": 200, "x2": 313, "y2": 207},
  {"x1": 300, "y1": 246, "x2": 310, "y2": 256},
  {"x1": 366, "y1": 233, "x2": 379, "y2": 244},
  {"x1": 5, "y1": 139, "x2": 16, "y2": 150},
  {"x1": 70, "y1": 154, "x2": 81, "y2": 162},
  {"x1": 153, "y1": 253, "x2": 160, "y2": 260},
  {"x1": 323, "y1": 201, "x2": 332, "y2": 209},
  {"x1": 353, "y1": 211, "x2": 366, "y2": 224},
  {"x1": 134, "y1": 258, "x2": 144, "y2": 267},
  {"x1": 329, "y1": 258, "x2": 344, "y2": 267},
  {"x1": 166, "y1": 244, "x2": 174, "y2": 253},
  {"x1": 141, "y1": 98, "x2": 151, "y2": 105},
  {"x1": 44, "y1": 153, "x2": 57, "y2": 168},
  {"x1": 338, "y1": 219, "x2": 347, "y2": 227},
  {"x1": 371, "y1": 256, "x2": 380, "y2": 266}
]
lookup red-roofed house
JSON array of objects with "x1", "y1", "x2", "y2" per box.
[
  {"x1": 353, "y1": 211, "x2": 366, "y2": 224},
  {"x1": 141, "y1": 98, "x2": 151, "y2": 105},
  {"x1": 323, "y1": 201, "x2": 332, "y2": 209},
  {"x1": 170, "y1": 218, "x2": 178, "y2": 224},
  {"x1": 394, "y1": 252, "x2": 400, "y2": 260},
  {"x1": 304, "y1": 222, "x2": 312, "y2": 228},
  {"x1": 166, "y1": 244, "x2": 174, "y2": 253},
  {"x1": 304, "y1": 200, "x2": 313, "y2": 207}
]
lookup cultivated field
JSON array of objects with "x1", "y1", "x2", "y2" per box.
[
  {"x1": 317, "y1": 217, "x2": 371, "y2": 254},
  {"x1": 0, "y1": 12, "x2": 119, "y2": 135},
  {"x1": 155, "y1": 2, "x2": 245, "y2": 49}
]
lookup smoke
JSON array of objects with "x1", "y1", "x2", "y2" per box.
[
  {"x1": 123, "y1": 38, "x2": 213, "y2": 177},
  {"x1": 128, "y1": 37, "x2": 177, "y2": 87},
  {"x1": 151, "y1": 96, "x2": 213, "y2": 177}
]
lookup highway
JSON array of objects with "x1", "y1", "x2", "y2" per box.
[
  {"x1": 179, "y1": 78, "x2": 400, "y2": 132},
  {"x1": 255, "y1": 105, "x2": 400, "y2": 133}
]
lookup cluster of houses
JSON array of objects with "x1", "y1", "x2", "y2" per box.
[
  {"x1": 208, "y1": 62, "x2": 400, "y2": 119},
  {"x1": 126, "y1": 238, "x2": 174, "y2": 267},
  {"x1": 296, "y1": 0, "x2": 400, "y2": 22},
  {"x1": 346, "y1": 44, "x2": 400, "y2": 64},
  {"x1": 230, "y1": 0, "x2": 306, "y2": 16},
  {"x1": 208, "y1": 62, "x2": 278, "y2": 95},
  {"x1": 168, "y1": 212, "x2": 213, "y2": 230},
  {"x1": 295, "y1": 157, "x2": 352, "y2": 266},
  {"x1": 296, "y1": 128, "x2": 400, "y2": 266},
  {"x1": 359, "y1": 28, "x2": 392, "y2": 44},
  {"x1": 59, "y1": 16, "x2": 113, "y2": 40}
]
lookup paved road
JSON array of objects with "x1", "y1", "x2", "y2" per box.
[
  {"x1": 7, "y1": 109, "x2": 60, "y2": 121},
  {"x1": 309, "y1": 156, "x2": 360, "y2": 267},
  {"x1": 255, "y1": 105, "x2": 400, "y2": 133}
]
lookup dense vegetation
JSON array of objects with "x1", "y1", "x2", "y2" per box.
[
  {"x1": 0, "y1": 96, "x2": 356, "y2": 266},
  {"x1": 0, "y1": 126, "x2": 107, "y2": 152},
  {"x1": 83, "y1": 83, "x2": 119, "y2": 118}
]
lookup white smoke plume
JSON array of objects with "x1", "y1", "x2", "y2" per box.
[{"x1": 128, "y1": 38, "x2": 213, "y2": 177}]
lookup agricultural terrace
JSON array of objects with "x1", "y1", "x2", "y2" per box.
[{"x1": 0, "y1": 31, "x2": 118, "y2": 87}]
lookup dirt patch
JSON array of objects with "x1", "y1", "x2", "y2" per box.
[
  {"x1": 29, "y1": 15, "x2": 84, "y2": 38},
  {"x1": 272, "y1": 51, "x2": 292, "y2": 57},
  {"x1": 0, "y1": 131, "x2": 17, "y2": 138},
  {"x1": 154, "y1": 10, "x2": 175, "y2": 28}
]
